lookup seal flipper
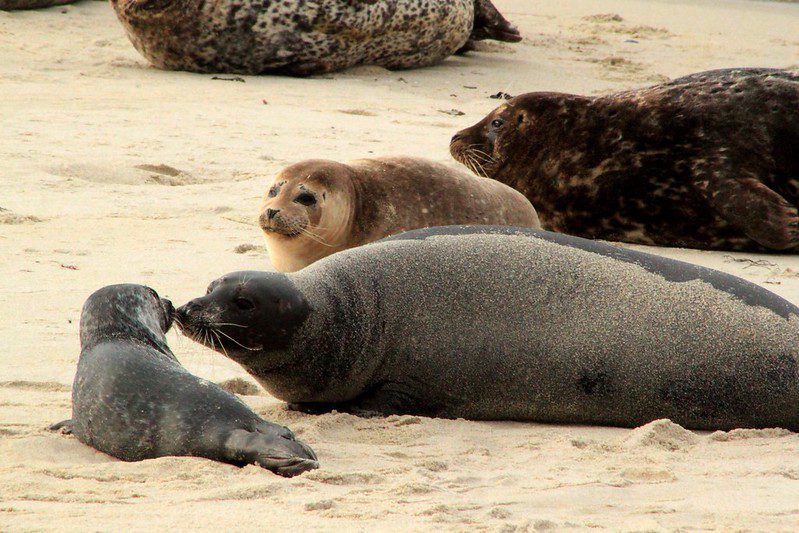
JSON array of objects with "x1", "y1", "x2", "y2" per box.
[
  {"x1": 470, "y1": 0, "x2": 523, "y2": 43},
  {"x1": 697, "y1": 176, "x2": 799, "y2": 250},
  {"x1": 221, "y1": 429, "x2": 319, "y2": 478},
  {"x1": 48, "y1": 419, "x2": 74, "y2": 435}
]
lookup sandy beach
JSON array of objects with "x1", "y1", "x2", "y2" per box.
[{"x1": 2, "y1": 0, "x2": 799, "y2": 530}]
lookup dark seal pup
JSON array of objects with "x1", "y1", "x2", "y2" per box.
[
  {"x1": 50, "y1": 284, "x2": 318, "y2": 477},
  {"x1": 450, "y1": 68, "x2": 799, "y2": 252},
  {"x1": 177, "y1": 225, "x2": 799, "y2": 432},
  {"x1": 110, "y1": 0, "x2": 521, "y2": 76}
]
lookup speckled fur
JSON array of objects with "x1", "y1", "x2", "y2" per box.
[
  {"x1": 451, "y1": 68, "x2": 799, "y2": 252},
  {"x1": 109, "y1": 0, "x2": 516, "y2": 75},
  {"x1": 179, "y1": 226, "x2": 799, "y2": 431}
]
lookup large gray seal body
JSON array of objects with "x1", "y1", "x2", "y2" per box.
[
  {"x1": 51, "y1": 284, "x2": 318, "y2": 477},
  {"x1": 181, "y1": 226, "x2": 799, "y2": 431},
  {"x1": 109, "y1": 0, "x2": 520, "y2": 76}
]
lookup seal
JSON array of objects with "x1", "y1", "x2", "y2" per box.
[
  {"x1": 109, "y1": 0, "x2": 521, "y2": 76},
  {"x1": 259, "y1": 156, "x2": 540, "y2": 271},
  {"x1": 49, "y1": 284, "x2": 319, "y2": 477},
  {"x1": 450, "y1": 68, "x2": 799, "y2": 252},
  {"x1": 0, "y1": 0, "x2": 76, "y2": 9},
  {"x1": 177, "y1": 225, "x2": 799, "y2": 431}
]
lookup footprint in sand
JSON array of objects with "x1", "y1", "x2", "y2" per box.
[{"x1": 45, "y1": 162, "x2": 242, "y2": 186}]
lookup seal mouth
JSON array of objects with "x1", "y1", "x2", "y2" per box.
[
  {"x1": 174, "y1": 303, "x2": 263, "y2": 355},
  {"x1": 261, "y1": 225, "x2": 303, "y2": 238},
  {"x1": 449, "y1": 134, "x2": 495, "y2": 178}
]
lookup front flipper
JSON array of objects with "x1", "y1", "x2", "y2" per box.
[
  {"x1": 470, "y1": 0, "x2": 523, "y2": 43},
  {"x1": 222, "y1": 429, "x2": 319, "y2": 477},
  {"x1": 697, "y1": 177, "x2": 799, "y2": 250},
  {"x1": 48, "y1": 419, "x2": 74, "y2": 434}
]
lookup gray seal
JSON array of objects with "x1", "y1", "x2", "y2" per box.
[
  {"x1": 177, "y1": 225, "x2": 799, "y2": 431},
  {"x1": 50, "y1": 284, "x2": 319, "y2": 477},
  {"x1": 109, "y1": 0, "x2": 521, "y2": 76}
]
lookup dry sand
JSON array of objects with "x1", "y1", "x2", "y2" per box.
[{"x1": 2, "y1": 0, "x2": 799, "y2": 530}]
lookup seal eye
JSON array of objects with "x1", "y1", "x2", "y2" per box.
[
  {"x1": 294, "y1": 193, "x2": 317, "y2": 207},
  {"x1": 234, "y1": 297, "x2": 255, "y2": 311},
  {"x1": 491, "y1": 118, "x2": 505, "y2": 129},
  {"x1": 268, "y1": 186, "x2": 279, "y2": 198}
]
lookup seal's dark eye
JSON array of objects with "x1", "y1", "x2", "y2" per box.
[
  {"x1": 491, "y1": 118, "x2": 505, "y2": 129},
  {"x1": 268, "y1": 186, "x2": 279, "y2": 198},
  {"x1": 294, "y1": 193, "x2": 316, "y2": 206},
  {"x1": 234, "y1": 297, "x2": 255, "y2": 311}
]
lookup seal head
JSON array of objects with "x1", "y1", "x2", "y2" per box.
[
  {"x1": 79, "y1": 284, "x2": 175, "y2": 353},
  {"x1": 259, "y1": 161, "x2": 355, "y2": 271},
  {"x1": 176, "y1": 271, "x2": 310, "y2": 362}
]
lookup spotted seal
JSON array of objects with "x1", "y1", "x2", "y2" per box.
[
  {"x1": 259, "y1": 156, "x2": 540, "y2": 271},
  {"x1": 450, "y1": 68, "x2": 799, "y2": 252},
  {"x1": 177, "y1": 225, "x2": 799, "y2": 431},
  {"x1": 50, "y1": 284, "x2": 318, "y2": 477},
  {"x1": 110, "y1": 0, "x2": 521, "y2": 76}
]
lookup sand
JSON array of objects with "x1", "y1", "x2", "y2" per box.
[{"x1": 2, "y1": 0, "x2": 799, "y2": 530}]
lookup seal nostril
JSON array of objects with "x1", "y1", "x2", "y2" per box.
[
  {"x1": 267, "y1": 208, "x2": 279, "y2": 220},
  {"x1": 450, "y1": 133, "x2": 463, "y2": 144}
]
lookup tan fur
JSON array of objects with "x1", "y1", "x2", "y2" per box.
[{"x1": 259, "y1": 157, "x2": 540, "y2": 272}]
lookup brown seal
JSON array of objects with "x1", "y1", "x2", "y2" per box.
[
  {"x1": 109, "y1": 0, "x2": 521, "y2": 76},
  {"x1": 258, "y1": 157, "x2": 540, "y2": 271},
  {"x1": 450, "y1": 68, "x2": 799, "y2": 252}
]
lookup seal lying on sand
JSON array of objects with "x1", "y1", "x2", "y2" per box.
[
  {"x1": 259, "y1": 157, "x2": 540, "y2": 271},
  {"x1": 177, "y1": 225, "x2": 799, "y2": 431},
  {"x1": 50, "y1": 284, "x2": 318, "y2": 477},
  {"x1": 450, "y1": 68, "x2": 799, "y2": 252},
  {"x1": 110, "y1": 0, "x2": 521, "y2": 76},
  {"x1": 0, "y1": 0, "x2": 76, "y2": 9}
]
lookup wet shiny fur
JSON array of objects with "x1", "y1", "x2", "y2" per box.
[
  {"x1": 451, "y1": 68, "x2": 799, "y2": 252},
  {"x1": 50, "y1": 284, "x2": 318, "y2": 477}
]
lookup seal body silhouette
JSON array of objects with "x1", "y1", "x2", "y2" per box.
[
  {"x1": 110, "y1": 0, "x2": 521, "y2": 76},
  {"x1": 259, "y1": 157, "x2": 540, "y2": 271},
  {"x1": 178, "y1": 226, "x2": 799, "y2": 431},
  {"x1": 451, "y1": 68, "x2": 799, "y2": 252},
  {"x1": 50, "y1": 284, "x2": 318, "y2": 477}
]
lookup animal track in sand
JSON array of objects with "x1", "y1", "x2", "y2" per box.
[
  {"x1": 47, "y1": 163, "x2": 250, "y2": 186},
  {"x1": 0, "y1": 381, "x2": 69, "y2": 392},
  {"x1": 0, "y1": 208, "x2": 42, "y2": 225}
]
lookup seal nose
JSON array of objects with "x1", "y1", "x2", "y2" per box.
[
  {"x1": 266, "y1": 208, "x2": 280, "y2": 220},
  {"x1": 175, "y1": 301, "x2": 198, "y2": 324},
  {"x1": 450, "y1": 132, "x2": 464, "y2": 144}
]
